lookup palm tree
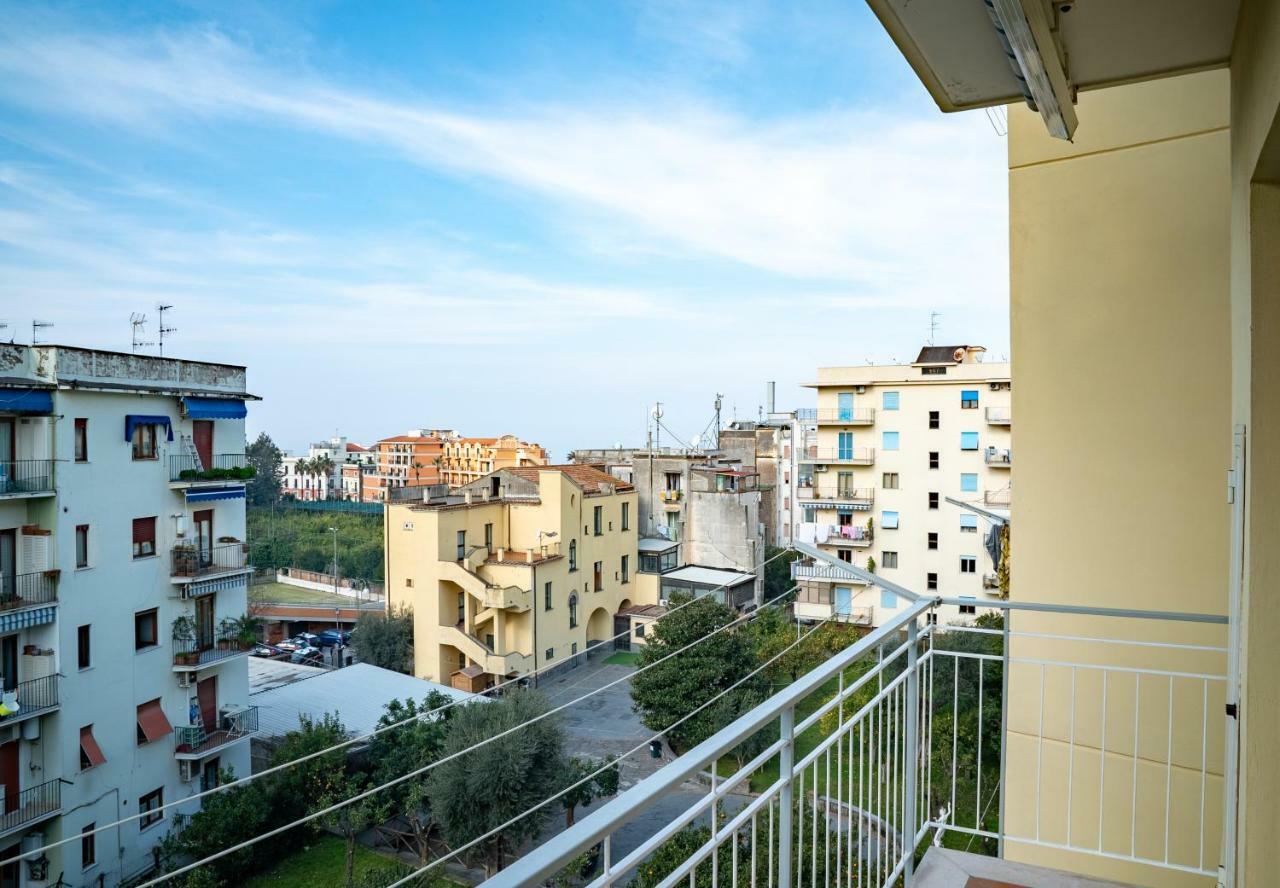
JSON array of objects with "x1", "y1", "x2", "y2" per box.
[
  {"x1": 412, "y1": 460, "x2": 425, "y2": 486},
  {"x1": 312, "y1": 455, "x2": 335, "y2": 498}
]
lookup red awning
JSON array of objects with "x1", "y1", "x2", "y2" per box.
[
  {"x1": 79, "y1": 726, "x2": 106, "y2": 768},
  {"x1": 136, "y1": 700, "x2": 172, "y2": 744}
]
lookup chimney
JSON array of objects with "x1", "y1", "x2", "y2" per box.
[
  {"x1": 526, "y1": 548, "x2": 535, "y2": 563},
  {"x1": 497, "y1": 547, "x2": 505, "y2": 561},
  {"x1": 464, "y1": 490, "x2": 473, "y2": 504},
  {"x1": 766, "y1": 381, "x2": 776, "y2": 414}
]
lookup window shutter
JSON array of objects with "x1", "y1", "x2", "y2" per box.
[{"x1": 133, "y1": 517, "x2": 156, "y2": 545}]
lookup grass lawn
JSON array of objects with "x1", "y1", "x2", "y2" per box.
[
  {"x1": 250, "y1": 582, "x2": 359, "y2": 607},
  {"x1": 604, "y1": 650, "x2": 640, "y2": 667},
  {"x1": 245, "y1": 835, "x2": 397, "y2": 887}
]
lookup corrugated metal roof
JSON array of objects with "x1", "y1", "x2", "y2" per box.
[{"x1": 661, "y1": 565, "x2": 755, "y2": 587}]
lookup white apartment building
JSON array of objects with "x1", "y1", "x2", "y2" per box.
[
  {"x1": 0, "y1": 344, "x2": 255, "y2": 886},
  {"x1": 793, "y1": 345, "x2": 1011, "y2": 627},
  {"x1": 281, "y1": 436, "x2": 373, "y2": 501}
]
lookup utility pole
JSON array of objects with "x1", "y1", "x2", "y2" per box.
[{"x1": 714, "y1": 393, "x2": 723, "y2": 451}]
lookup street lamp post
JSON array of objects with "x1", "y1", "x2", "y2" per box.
[{"x1": 328, "y1": 527, "x2": 338, "y2": 598}]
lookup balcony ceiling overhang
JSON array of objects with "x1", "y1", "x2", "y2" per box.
[{"x1": 866, "y1": 0, "x2": 1239, "y2": 134}]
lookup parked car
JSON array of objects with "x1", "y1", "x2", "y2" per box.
[
  {"x1": 277, "y1": 633, "x2": 319, "y2": 653},
  {"x1": 250, "y1": 644, "x2": 280, "y2": 658},
  {"x1": 290, "y1": 646, "x2": 323, "y2": 666},
  {"x1": 316, "y1": 629, "x2": 351, "y2": 648}
]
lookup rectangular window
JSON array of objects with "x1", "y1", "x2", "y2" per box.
[
  {"x1": 882, "y1": 472, "x2": 899, "y2": 489},
  {"x1": 837, "y1": 392, "x2": 855, "y2": 421},
  {"x1": 569, "y1": 540, "x2": 577, "y2": 571},
  {"x1": 545, "y1": 647, "x2": 555, "y2": 661},
  {"x1": 927, "y1": 532, "x2": 938, "y2": 551},
  {"x1": 882, "y1": 391, "x2": 900, "y2": 411},
  {"x1": 960, "y1": 473, "x2": 978, "y2": 493},
  {"x1": 959, "y1": 597, "x2": 977, "y2": 615},
  {"x1": 960, "y1": 431, "x2": 979, "y2": 451},
  {"x1": 136, "y1": 699, "x2": 172, "y2": 745},
  {"x1": 74, "y1": 418, "x2": 88, "y2": 462},
  {"x1": 78, "y1": 625, "x2": 91, "y2": 669},
  {"x1": 664, "y1": 472, "x2": 682, "y2": 491},
  {"x1": 76, "y1": 524, "x2": 89, "y2": 568},
  {"x1": 880, "y1": 588, "x2": 897, "y2": 608},
  {"x1": 134, "y1": 609, "x2": 158, "y2": 650},
  {"x1": 456, "y1": 530, "x2": 466, "y2": 561},
  {"x1": 882, "y1": 551, "x2": 899, "y2": 568},
  {"x1": 131, "y1": 423, "x2": 157, "y2": 460},
  {"x1": 837, "y1": 432, "x2": 854, "y2": 460},
  {"x1": 635, "y1": 624, "x2": 646, "y2": 638},
  {"x1": 594, "y1": 506, "x2": 603, "y2": 536},
  {"x1": 621, "y1": 502, "x2": 630, "y2": 531},
  {"x1": 928, "y1": 410, "x2": 940, "y2": 430},
  {"x1": 929, "y1": 452, "x2": 940, "y2": 470},
  {"x1": 484, "y1": 523, "x2": 493, "y2": 553},
  {"x1": 960, "y1": 514, "x2": 979, "y2": 533},
  {"x1": 881, "y1": 511, "x2": 899, "y2": 529},
  {"x1": 544, "y1": 581, "x2": 553, "y2": 611},
  {"x1": 960, "y1": 556, "x2": 977, "y2": 574},
  {"x1": 139, "y1": 788, "x2": 164, "y2": 830},
  {"x1": 882, "y1": 431, "x2": 899, "y2": 451},
  {"x1": 131, "y1": 517, "x2": 156, "y2": 559},
  {"x1": 80, "y1": 725, "x2": 106, "y2": 771},
  {"x1": 928, "y1": 491, "x2": 939, "y2": 509},
  {"x1": 621, "y1": 555, "x2": 630, "y2": 584},
  {"x1": 81, "y1": 822, "x2": 96, "y2": 869},
  {"x1": 961, "y1": 390, "x2": 979, "y2": 409},
  {"x1": 593, "y1": 561, "x2": 603, "y2": 592},
  {"x1": 927, "y1": 572, "x2": 938, "y2": 591}
]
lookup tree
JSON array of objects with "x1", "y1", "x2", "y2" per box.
[
  {"x1": 351, "y1": 605, "x2": 414, "y2": 673},
  {"x1": 158, "y1": 769, "x2": 275, "y2": 885},
  {"x1": 629, "y1": 595, "x2": 767, "y2": 754},
  {"x1": 412, "y1": 459, "x2": 425, "y2": 485},
  {"x1": 319, "y1": 772, "x2": 391, "y2": 888},
  {"x1": 368, "y1": 694, "x2": 455, "y2": 863},
  {"x1": 268, "y1": 712, "x2": 351, "y2": 829},
  {"x1": 428, "y1": 690, "x2": 567, "y2": 875},
  {"x1": 762, "y1": 545, "x2": 801, "y2": 603},
  {"x1": 245, "y1": 432, "x2": 283, "y2": 507},
  {"x1": 559, "y1": 755, "x2": 620, "y2": 827}
]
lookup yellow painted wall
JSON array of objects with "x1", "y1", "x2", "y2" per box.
[{"x1": 1007, "y1": 69, "x2": 1232, "y2": 886}]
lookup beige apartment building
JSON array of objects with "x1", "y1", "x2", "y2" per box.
[
  {"x1": 792, "y1": 346, "x2": 1011, "y2": 627},
  {"x1": 438, "y1": 435, "x2": 549, "y2": 488},
  {"x1": 386, "y1": 465, "x2": 649, "y2": 689}
]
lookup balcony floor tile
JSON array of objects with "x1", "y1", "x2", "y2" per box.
[{"x1": 916, "y1": 848, "x2": 1137, "y2": 888}]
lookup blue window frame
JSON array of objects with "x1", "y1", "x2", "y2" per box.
[
  {"x1": 960, "y1": 473, "x2": 978, "y2": 492},
  {"x1": 837, "y1": 392, "x2": 854, "y2": 421},
  {"x1": 835, "y1": 586, "x2": 852, "y2": 616},
  {"x1": 837, "y1": 432, "x2": 853, "y2": 460},
  {"x1": 883, "y1": 431, "x2": 900, "y2": 451},
  {"x1": 961, "y1": 390, "x2": 979, "y2": 408},
  {"x1": 880, "y1": 589, "x2": 897, "y2": 609},
  {"x1": 881, "y1": 510, "x2": 900, "y2": 529},
  {"x1": 882, "y1": 391, "x2": 900, "y2": 411},
  {"x1": 960, "y1": 514, "x2": 978, "y2": 531},
  {"x1": 960, "y1": 431, "x2": 979, "y2": 450}
]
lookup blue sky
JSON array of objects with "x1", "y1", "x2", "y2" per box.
[{"x1": 0, "y1": 0, "x2": 1009, "y2": 456}]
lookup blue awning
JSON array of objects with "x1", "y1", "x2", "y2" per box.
[
  {"x1": 186, "y1": 486, "x2": 246, "y2": 503},
  {"x1": 124, "y1": 415, "x2": 174, "y2": 442},
  {"x1": 183, "y1": 397, "x2": 247, "y2": 420},
  {"x1": 0, "y1": 388, "x2": 53, "y2": 415}
]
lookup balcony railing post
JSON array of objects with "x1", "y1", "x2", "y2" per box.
[
  {"x1": 998, "y1": 607, "x2": 1011, "y2": 857},
  {"x1": 778, "y1": 705, "x2": 794, "y2": 888},
  {"x1": 904, "y1": 617, "x2": 919, "y2": 883}
]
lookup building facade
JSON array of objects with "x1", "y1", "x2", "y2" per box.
[
  {"x1": 386, "y1": 465, "x2": 650, "y2": 688},
  {"x1": 361, "y1": 430, "x2": 456, "y2": 503},
  {"x1": 0, "y1": 343, "x2": 255, "y2": 885},
  {"x1": 281, "y1": 436, "x2": 372, "y2": 501},
  {"x1": 437, "y1": 435, "x2": 549, "y2": 488},
  {"x1": 791, "y1": 346, "x2": 1011, "y2": 627}
]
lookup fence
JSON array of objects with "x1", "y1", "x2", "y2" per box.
[
  {"x1": 0, "y1": 460, "x2": 54, "y2": 496},
  {"x1": 277, "y1": 498, "x2": 383, "y2": 516}
]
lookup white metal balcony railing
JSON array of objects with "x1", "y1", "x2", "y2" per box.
[
  {"x1": 814, "y1": 408, "x2": 876, "y2": 425},
  {"x1": 484, "y1": 561, "x2": 1228, "y2": 888},
  {"x1": 797, "y1": 485, "x2": 875, "y2": 505},
  {"x1": 799, "y1": 447, "x2": 877, "y2": 466},
  {"x1": 986, "y1": 406, "x2": 1012, "y2": 425}
]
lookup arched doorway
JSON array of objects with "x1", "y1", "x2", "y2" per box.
[{"x1": 586, "y1": 607, "x2": 611, "y2": 645}]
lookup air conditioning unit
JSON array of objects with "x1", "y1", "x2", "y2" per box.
[
  {"x1": 813, "y1": 465, "x2": 827, "y2": 473},
  {"x1": 177, "y1": 672, "x2": 194, "y2": 689},
  {"x1": 178, "y1": 760, "x2": 196, "y2": 783},
  {"x1": 989, "y1": 382, "x2": 1001, "y2": 391},
  {"x1": 854, "y1": 386, "x2": 866, "y2": 394}
]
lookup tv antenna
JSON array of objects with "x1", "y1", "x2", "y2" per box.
[
  {"x1": 156, "y1": 304, "x2": 176, "y2": 356},
  {"x1": 130, "y1": 313, "x2": 155, "y2": 353},
  {"x1": 928, "y1": 311, "x2": 941, "y2": 346},
  {"x1": 32, "y1": 320, "x2": 53, "y2": 345}
]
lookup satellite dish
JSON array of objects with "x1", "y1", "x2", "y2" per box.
[{"x1": 652, "y1": 404, "x2": 664, "y2": 420}]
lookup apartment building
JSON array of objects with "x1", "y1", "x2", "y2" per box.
[
  {"x1": 361, "y1": 429, "x2": 456, "y2": 503},
  {"x1": 386, "y1": 465, "x2": 647, "y2": 689},
  {"x1": 281, "y1": 436, "x2": 372, "y2": 501},
  {"x1": 0, "y1": 343, "x2": 255, "y2": 885},
  {"x1": 438, "y1": 435, "x2": 549, "y2": 488},
  {"x1": 790, "y1": 346, "x2": 1011, "y2": 628}
]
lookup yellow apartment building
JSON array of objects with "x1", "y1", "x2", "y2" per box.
[
  {"x1": 386, "y1": 465, "x2": 648, "y2": 689},
  {"x1": 793, "y1": 346, "x2": 1011, "y2": 628},
  {"x1": 438, "y1": 435, "x2": 549, "y2": 488}
]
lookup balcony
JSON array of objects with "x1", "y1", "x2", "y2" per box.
[
  {"x1": 0, "y1": 460, "x2": 54, "y2": 499},
  {"x1": 0, "y1": 675, "x2": 59, "y2": 728},
  {"x1": 175, "y1": 706, "x2": 259, "y2": 760},
  {"x1": 798, "y1": 447, "x2": 876, "y2": 466},
  {"x1": 170, "y1": 542, "x2": 251, "y2": 584},
  {"x1": 481, "y1": 584, "x2": 531, "y2": 613},
  {"x1": 796, "y1": 485, "x2": 874, "y2": 507},
  {"x1": 984, "y1": 488, "x2": 1012, "y2": 508},
  {"x1": 790, "y1": 560, "x2": 869, "y2": 583},
  {"x1": 0, "y1": 570, "x2": 58, "y2": 615},
  {"x1": 801, "y1": 523, "x2": 873, "y2": 548},
  {"x1": 660, "y1": 489, "x2": 682, "y2": 504},
  {"x1": 0, "y1": 778, "x2": 61, "y2": 839},
  {"x1": 984, "y1": 449, "x2": 1011, "y2": 467},
  {"x1": 172, "y1": 629, "x2": 252, "y2": 672},
  {"x1": 483, "y1": 594, "x2": 1228, "y2": 888},
  {"x1": 814, "y1": 408, "x2": 876, "y2": 425},
  {"x1": 169, "y1": 453, "x2": 253, "y2": 486},
  {"x1": 985, "y1": 406, "x2": 1011, "y2": 426},
  {"x1": 982, "y1": 572, "x2": 999, "y2": 590}
]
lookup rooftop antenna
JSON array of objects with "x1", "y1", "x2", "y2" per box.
[
  {"x1": 31, "y1": 320, "x2": 53, "y2": 345},
  {"x1": 130, "y1": 313, "x2": 155, "y2": 353},
  {"x1": 928, "y1": 311, "x2": 941, "y2": 346},
  {"x1": 156, "y1": 304, "x2": 176, "y2": 357},
  {"x1": 714, "y1": 393, "x2": 723, "y2": 450}
]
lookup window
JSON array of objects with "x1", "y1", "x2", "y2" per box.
[
  {"x1": 960, "y1": 473, "x2": 978, "y2": 493},
  {"x1": 81, "y1": 823, "x2": 96, "y2": 869},
  {"x1": 593, "y1": 561, "x2": 603, "y2": 591},
  {"x1": 838, "y1": 549, "x2": 852, "y2": 563},
  {"x1": 880, "y1": 588, "x2": 897, "y2": 608},
  {"x1": 545, "y1": 647, "x2": 555, "y2": 661},
  {"x1": 132, "y1": 517, "x2": 156, "y2": 559},
  {"x1": 960, "y1": 514, "x2": 979, "y2": 533},
  {"x1": 405, "y1": 578, "x2": 414, "y2": 588},
  {"x1": 961, "y1": 390, "x2": 979, "y2": 409},
  {"x1": 456, "y1": 530, "x2": 466, "y2": 561},
  {"x1": 621, "y1": 502, "x2": 630, "y2": 531},
  {"x1": 882, "y1": 391, "x2": 900, "y2": 411},
  {"x1": 927, "y1": 572, "x2": 938, "y2": 591},
  {"x1": 544, "y1": 581, "x2": 553, "y2": 611},
  {"x1": 594, "y1": 506, "x2": 603, "y2": 536},
  {"x1": 571, "y1": 642, "x2": 578, "y2": 656},
  {"x1": 927, "y1": 532, "x2": 938, "y2": 551},
  {"x1": 882, "y1": 431, "x2": 900, "y2": 451},
  {"x1": 928, "y1": 411, "x2": 940, "y2": 430},
  {"x1": 568, "y1": 539, "x2": 577, "y2": 571},
  {"x1": 77, "y1": 625, "x2": 91, "y2": 669},
  {"x1": 959, "y1": 597, "x2": 977, "y2": 615},
  {"x1": 136, "y1": 699, "x2": 172, "y2": 745},
  {"x1": 74, "y1": 418, "x2": 88, "y2": 461},
  {"x1": 484, "y1": 523, "x2": 493, "y2": 553},
  {"x1": 922, "y1": 366, "x2": 947, "y2": 376},
  {"x1": 929, "y1": 452, "x2": 940, "y2": 470},
  {"x1": 882, "y1": 551, "x2": 899, "y2": 568},
  {"x1": 960, "y1": 556, "x2": 977, "y2": 573},
  {"x1": 569, "y1": 593, "x2": 579, "y2": 628},
  {"x1": 881, "y1": 511, "x2": 899, "y2": 529},
  {"x1": 75, "y1": 524, "x2": 89, "y2": 568},
  {"x1": 621, "y1": 555, "x2": 630, "y2": 584},
  {"x1": 960, "y1": 431, "x2": 979, "y2": 450},
  {"x1": 837, "y1": 431, "x2": 854, "y2": 460},
  {"x1": 80, "y1": 725, "x2": 106, "y2": 771},
  {"x1": 837, "y1": 392, "x2": 855, "y2": 421},
  {"x1": 139, "y1": 788, "x2": 164, "y2": 830},
  {"x1": 635, "y1": 624, "x2": 646, "y2": 638},
  {"x1": 134, "y1": 609, "x2": 158, "y2": 650},
  {"x1": 131, "y1": 423, "x2": 157, "y2": 460},
  {"x1": 928, "y1": 492, "x2": 939, "y2": 509},
  {"x1": 664, "y1": 472, "x2": 682, "y2": 491},
  {"x1": 882, "y1": 472, "x2": 899, "y2": 489}
]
